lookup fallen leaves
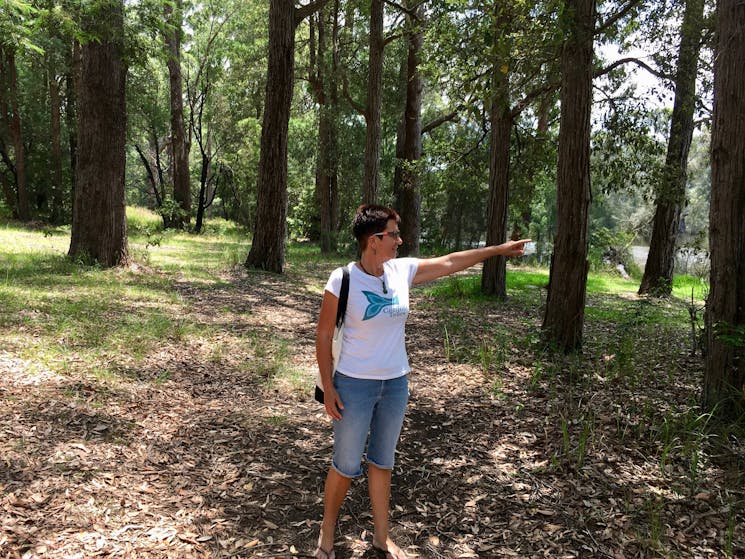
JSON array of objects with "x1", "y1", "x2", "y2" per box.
[{"x1": 0, "y1": 267, "x2": 743, "y2": 558}]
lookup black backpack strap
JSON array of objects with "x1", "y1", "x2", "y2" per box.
[{"x1": 335, "y1": 265, "x2": 350, "y2": 329}]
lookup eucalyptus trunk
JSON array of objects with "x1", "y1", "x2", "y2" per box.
[
  {"x1": 639, "y1": 0, "x2": 705, "y2": 296},
  {"x1": 66, "y1": 42, "x2": 80, "y2": 213},
  {"x1": 397, "y1": 0, "x2": 424, "y2": 257},
  {"x1": 0, "y1": 52, "x2": 17, "y2": 216},
  {"x1": 362, "y1": 0, "x2": 384, "y2": 205},
  {"x1": 246, "y1": 0, "x2": 329, "y2": 272},
  {"x1": 48, "y1": 62, "x2": 64, "y2": 224},
  {"x1": 68, "y1": 0, "x2": 129, "y2": 267},
  {"x1": 246, "y1": 0, "x2": 296, "y2": 272},
  {"x1": 542, "y1": 0, "x2": 594, "y2": 352},
  {"x1": 482, "y1": 3, "x2": 513, "y2": 299},
  {"x1": 6, "y1": 49, "x2": 30, "y2": 221},
  {"x1": 165, "y1": 0, "x2": 191, "y2": 229},
  {"x1": 312, "y1": 2, "x2": 341, "y2": 254},
  {"x1": 482, "y1": 76, "x2": 511, "y2": 299},
  {"x1": 703, "y1": 0, "x2": 745, "y2": 416}
]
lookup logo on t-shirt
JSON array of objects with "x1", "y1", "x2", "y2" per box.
[{"x1": 362, "y1": 291, "x2": 403, "y2": 320}]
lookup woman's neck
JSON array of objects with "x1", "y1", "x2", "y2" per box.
[{"x1": 359, "y1": 253, "x2": 383, "y2": 276}]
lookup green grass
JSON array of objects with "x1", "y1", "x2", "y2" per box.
[
  {"x1": 672, "y1": 273, "x2": 709, "y2": 301},
  {"x1": 0, "y1": 215, "x2": 712, "y2": 396},
  {"x1": 423, "y1": 266, "x2": 703, "y2": 328},
  {"x1": 0, "y1": 208, "x2": 321, "y2": 394}
]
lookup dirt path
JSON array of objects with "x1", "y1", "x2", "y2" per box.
[{"x1": 1, "y1": 266, "x2": 742, "y2": 558}]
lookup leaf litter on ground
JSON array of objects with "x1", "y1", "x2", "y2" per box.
[{"x1": 0, "y1": 258, "x2": 743, "y2": 559}]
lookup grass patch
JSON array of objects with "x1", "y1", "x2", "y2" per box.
[
  {"x1": 0, "y1": 212, "x2": 247, "y2": 382},
  {"x1": 673, "y1": 273, "x2": 709, "y2": 301}
]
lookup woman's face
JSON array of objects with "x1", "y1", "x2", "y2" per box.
[{"x1": 370, "y1": 218, "x2": 403, "y2": 261}]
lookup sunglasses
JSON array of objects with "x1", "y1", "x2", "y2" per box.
[{"x1": 373, "y1": 230, "x2": 401, "y2": 240}]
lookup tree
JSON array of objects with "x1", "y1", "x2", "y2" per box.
[
  {"x1": 362, "y1": 0, "x2": 384, "y2": 204},
  {"x1": 246, "y1": 0, "x2": 329, "y2": 273},
  {"x1": 0, "y1": 46, "x2": 30, "y2": 221},
  {"x1": 638, "y1": 0, "x2": 706, "y2": 296},
  {"x1": 38, "y1": 1, "x2": 69, "y2": 224},
  {"x1": 542, "y1": 0, "x2": 594, "y2": 351},
  {"x1": 164, "y1": 0, "x2": 191, "y2": 229},
  {"x1": 396, "y1": 0, "x2": 424, "y2": 257},
  {"x1": 68, "y1": 0, "x2": 129, "y2": 267},
  {"x1": 481, "y1": 1, "x2": 513, "y2": 299},
  {"x1": 309, "y1": 0, "x2": 341, "y2": 253},
  {"x1": 703, "y1": 0, "x2": 745, "y2": 416}
]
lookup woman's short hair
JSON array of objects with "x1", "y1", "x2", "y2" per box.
[{"x1": 352, "y1": 204, "x2": 400, "y2": 251}]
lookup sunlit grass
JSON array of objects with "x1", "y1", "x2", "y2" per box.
[
  {"x1": 0, "y1": 210, "x2": 304, "y2": 392},
  {"x1": 672, "y1": 274, "x2": 709, "y2": 301},
  {"x1": 0, "y1": 212, "x2": 708, "y2": 396},
  {"x1": 0, "y1": 210, "x2": 242, "y2": 382}
]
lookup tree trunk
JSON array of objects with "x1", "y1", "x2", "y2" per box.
[
  {"x1": 0, "y1": 52, "x2": 18, "y2": 216},
  {"x1": 312, "y1": 2, "x2": 341, "y2": 253},
  {"x1": 246, "y1": 0, "x2": 297, "y2": 273},
  {"x1": 639, "y1": 0, "x2": 705, "y2": 296},
  {"x1": 195, "y1": 148, "x2": 210, "y2": 233},
  {"x1": 542, "y1": 0, "x2": 594, "y2": 352},
  {"x1": 49, "y1": 61, "x2": 64, "y2": 224},
  {"x1": 66, "y1": 41, "x2": 80, "y2": 219},
  {"x1": 703, "y1": 0, "x2": 745, "y2": 416},
  {"x1": 246, "y1": 0, "x2": 329, "y2": 271},
  {"x1": 362, "y1": 0, "x2": 384, "y2": 205},
  {"x1": 482, "y1": 76, "x2": 511, "y2": 299},
  {"x1": 513, "y1": 94, "x2": 552, "y2": 239},
  {"x1": 68, "y1": 0, "x2": 129, "y2": 267},
  {"x1": 165, "y1": 0, "x2": 191, "y2": 229},
  {"x1": 6, "y1": 49, "x2": 30, "y2": 221},
  {"x1": 482, "y1": 3, "x2": 512, "y2": 299},
  {"x1": 134, "y1": 143, "x2": 161, "y2": 207},
  {"x1": 397, "y1": 0, "x2": 424, "y2": 257}
]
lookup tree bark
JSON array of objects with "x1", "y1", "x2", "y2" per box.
[
  {"x1": 0, "y1": 52, "x2": 18, "y2": 216},
  {"x1": 246, "y1": 0, "x2": 297, "y2": 272},
  {"x1": 703, "y1": 0, "x2": 745, "y2": 416},
  {"x1": 68, "y1": 0, "x2": 129, "y2": 267},
  {"x1": 195, "y1": 147, "x2": 210, "y2": 233},
  {"x1": 397, "y1": 0, "x2": 424, "y2": 257},
  {"x1": 482, "y1": 2, "x2": 512, "y2": 299},
  {"x1": 311, "y1": 2, "x2": 341, "y2": 253},
  {"x1": 482, "y1": 74, "x2": 511, "y2": 299},
  {"x1": 6, "y1": 49, "x2": 30, "y2": 221},
  {"x1": 638, "y1": 0, "x2": 705, "y2": 296},
  {"x1": 134, "y1": 143, "x2": 161, "y2": 207},
  {"x1": 49, "y1": 61, "x2": 64, "y2": 224},
  {"x1": 247, "y1": 0, "x2": 329, "y2": 271},
  {"x1": 66, "y1": 41, "x2": 80, "y2": 219},
  {"x1": 542, "y1": 0, "x2": 594, "y2": 352},
  {"x1": 362, "y1": 0, "x2": 384, "y2": 205},
  {"x1": 164, "y1": 0, "x2": 191, "y2": 229}
]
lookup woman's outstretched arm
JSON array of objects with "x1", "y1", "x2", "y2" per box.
[{"x1": 412, "y1": 239, "x2": 531, "y2": 285}]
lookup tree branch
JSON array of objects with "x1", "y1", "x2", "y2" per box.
[
  {"x1": 134, "y1": 143, "x2": 162, "y2": 207},
  {"x1": 383, "y1": 0, "x2": 422, "y2": 21},
  {"x1": 510, "y1": 55, "x2": 670, "y2": 121},
  {"x1": 295, "y1": 0, "x2": 331, "y2": 26},
  {"x1": 422, "y1": 108, "x2": 460, "y2": 135},
  {"x1": 594, "y1": 56, "x2": 669, "y2": 82},
  {"x1": 342, "y1": 71, "x2": 366, "y2": 116},
  {"x1": 511, "y1": 81, "x2": 559, "y2": 119},
  {"x1": 594, "y1": 0, "x2": 643, "y2": 36},
  {"x1": 384, "y1": 31, "x2": 403, "y2": 46}
]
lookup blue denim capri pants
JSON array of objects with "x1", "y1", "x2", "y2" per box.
[{"x1": 332, "y1": 372, "x2": 409, "y2": 478}]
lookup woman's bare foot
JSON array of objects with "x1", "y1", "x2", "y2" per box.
[
  {"x1": 314, "y1": 529, "x2": 335, "y2": 559},
  {"x1": 372, "y1": 537, "x2": 408, "y2": 559}
]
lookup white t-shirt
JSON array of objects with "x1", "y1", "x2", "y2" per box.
[{"x1": 325, "y1": 258, "x2": 419, "y2": 380}]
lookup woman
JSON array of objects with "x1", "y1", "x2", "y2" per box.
[{"x1": 315, "y1": 205, "x2": 530, "y2": 559}]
